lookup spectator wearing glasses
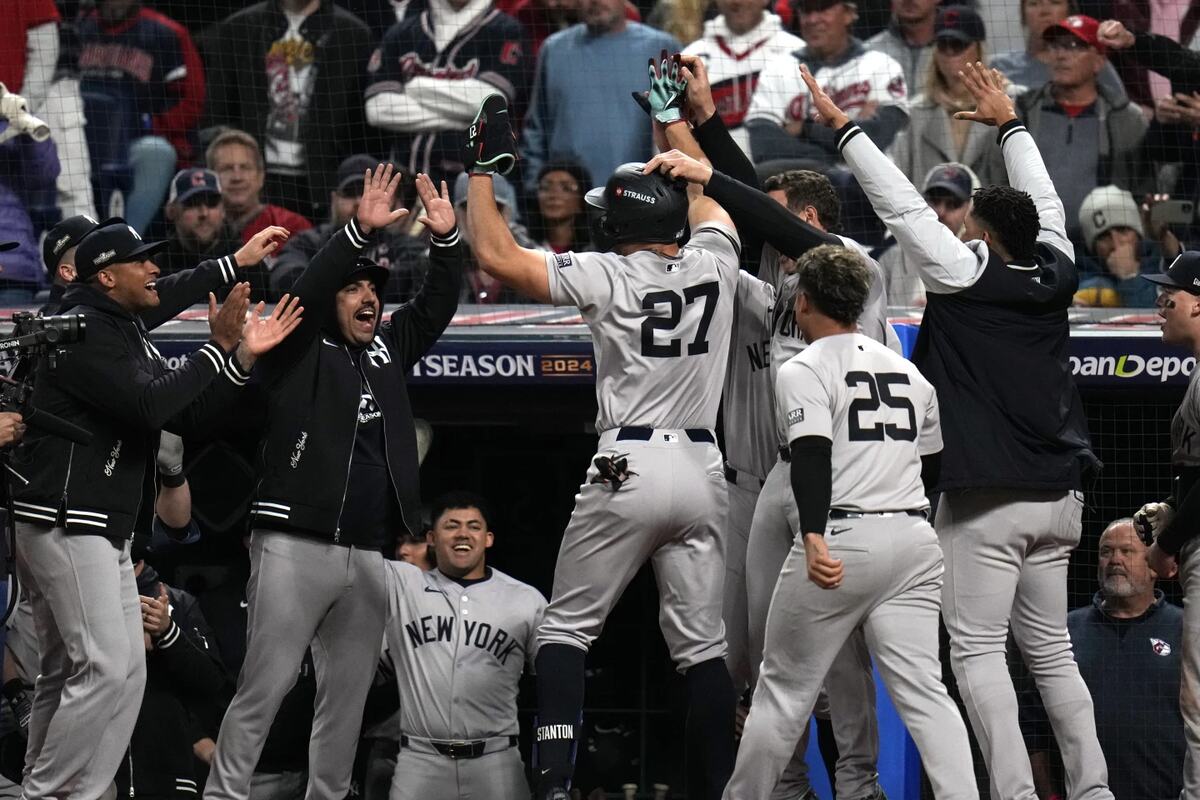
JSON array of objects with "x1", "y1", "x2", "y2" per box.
[
  {"x1": 157, "y1": 168, "x2": 240, "y2": 278},
  {"x1": 206, "y1": 129, "x2": 313, "y2": 247},
  {"x1": 528, "y1": 157, "x2": 593, "y2": 253},
  {"x1": 890, "y1": 6, "x2": 1008, "y2": 186},
  {"x1": 1004, "y1": 14, "x2": 1149, "y2": 246},
  {"x1": 989, "y1": 0, "x2": 1126, "y2": 98}
]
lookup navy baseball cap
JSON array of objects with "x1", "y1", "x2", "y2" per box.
[
  {"x1": 1144, "y1": 252, "x2": 1200, "y2": 294},
  {"x1": 43, "y1": 214, "x2": 103, "y2": 272},
  {"x1": 168, "y1": 168, "x2": 222, "y2": 205},
  {"x1": 344, "y1": 256, "x2": 390, "y2": 294},
  {"x1": 923, "y1": 163, "x2": 974, "y2": 201},
  {"x1": 936, "y1": 5, "x2": 986, "y2": 43},
  {"x1": 336, "y1": 155, "x2": 379, "y2": 196},
  {"x1": 74, "y1": 221, "x2": 167, "y2": 281}
]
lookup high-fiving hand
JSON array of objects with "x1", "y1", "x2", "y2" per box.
[
  {"x1": 648, "y1": 49, "x2": 688, "y2": 125},
  {"x1": 678, "y1": 53, "x2": 716, "y2": 124},
  {"x1": 356, "y1": 163, "x2": 411, "y2": 234},
  {"x1": 953, "y1": 62, "x2": 1017, "y2": 127},
  {"x1": 414, "y1": 173, "x2": 456, "y2": 236},
  {"x1": 234, "y1": 226, "x2": 290, "y2": 268},
  {"x1": 240, "y1": 294, "x2": 304, "y2": 357},
  {"x1": 798, "y1": 64, "x2": 849, "y2": 130}
]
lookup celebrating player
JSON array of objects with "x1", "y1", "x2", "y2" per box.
[
  {"x1": 463, "y1": 86, "x2": 739, "y2": 800},
  {"x1": 204, "y1": 167, "x2": 463, "y2": 800},
  {"x1": 798, "y1": 61, "x2": 1111, "y2": 798},
  {"x1": 382, "y1": 491, "x2": 546, "y2": 800},
  {"x1": 1137, "y1": 252, "x2": 1200, "y2": 797},
  {"x1": 723, "y1": 245, "x2": 976, "y2": 800}
]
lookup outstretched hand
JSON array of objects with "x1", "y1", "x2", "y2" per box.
[
  {"x1": 678, "y1": 53, "x2": 716, "y2": 124},
  {"x1": 208, "y1": 282, "x2": 251, "y2": 351},
  {"x1": 798, "y1": 64, "x2": 849, "y2": 130},
  {"x1": 953, "y1": 62, "x2": 1017, "y2": 127},
  {"x1": 414, "y1": 173, "x2": 456, "y2": 235},
  {"x1": 643, "y1": 150, "x2": 712, "y2": 185},
  {"x1": 356, "y1": 163, "x2": 410, "y2": 234},
  {"x1": 240, "y1": 294, "x2": 304, "y2": 357},
  {"x1": 235, "y1": 226, "x2": 289, "y2": 268},
  {"x1": 647, "y1": 49, "x2": 687, "y2": 125}
]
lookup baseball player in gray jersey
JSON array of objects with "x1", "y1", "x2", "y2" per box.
[
  {"x1": 462, "y1": 85, "x2": 740, "y2": 800},
  {"x1": 1138, "y1": 253, "x2": 1200, "y2": 800},
  {"x1": 802, "y1": 63, "x2": 1111, "y2": 800},
  {"x1": 650, "y1": 133, "x2": 895, "y2": 798},
  {"x1": 724, "y1": 245, "x2": 977, "y2": 800},
  {"x1": 383, "y1": 491, "x2": 546, "y2": 800}
]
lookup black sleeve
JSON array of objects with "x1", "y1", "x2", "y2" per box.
[
  {"x1": 382, "y1": 228, "x2": 463, "y2": 371},
  {"x1": 1156, "y1": 481, "x2": 1200, "y2": 556},
  {"x1": 141, "y1": 255, "x2": 238, "y2": 331},
  {"x1": 921, "y1": 452, "x2": 941, "y2": 495},
  {"x1": 51, "y1": 316, "x2": 231, "y2": 432},
  {"x1": 805, "y1": 105, "x2": 908, "y2": 154},
  {"x1": 705, "y1": 170, "x2": 841, "y2": 258},
  {"x1": 790, "y1": 436, "x2": 833, "y2": 535},
  {"x1": 693, "y1": 114, "x2": 759, "y2": 189},
  {"x1": 151, "y1": 590, "x2": 228, "y2": 700},
  {"x1": 260, "y1": 220, "x2": 370, "y2": 372},
  {"x1": 1128, "y1": 32, "x2": 1200, "y2": 95},
  {"x1": 163, "y1": 351, "x2": 253, "y2": 438}
]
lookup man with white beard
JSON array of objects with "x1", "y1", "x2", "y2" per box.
[{"x1": 1023, "y1": 518, "x2": 1185, "y2": 800}]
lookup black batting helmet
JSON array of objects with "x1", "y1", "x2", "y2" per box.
[{"x1": 585, "y1": 163, "x2": 688, "y2": 250}]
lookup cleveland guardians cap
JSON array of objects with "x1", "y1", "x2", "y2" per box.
[
  {"x1": 168, "y1": 168, "x2": 222, "y2": 205},
  {"x1": 336, "y1": 155, "x2": 380, "y2": 196},
  {"x1": 74, "y1": 221, "x2": 167, "y2": 281},
  {"x1": 936, "y1": 5, "x2": 986, "y2": 43},
  {"x1": 923, "y1": 163, "x2": 975, "y2": 201}
]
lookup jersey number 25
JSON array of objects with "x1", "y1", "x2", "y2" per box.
[
  {"x1": 640, "y1": 282, "x2": 719, "y2": 358},
  {"x1": 845, "y1": 371, "x2": 916, "y2": 442}
]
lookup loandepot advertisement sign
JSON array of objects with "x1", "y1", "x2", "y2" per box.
[{"x1": 1069, "y1": 334, "x2": 1194, "y2": 387}]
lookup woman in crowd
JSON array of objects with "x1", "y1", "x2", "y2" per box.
[
  {"x1": 890, "y1": 6, "x2": 1003, "y2": 187},
  {"x1": 528, "y1": 158, "x2": 593, "y2": 254}
]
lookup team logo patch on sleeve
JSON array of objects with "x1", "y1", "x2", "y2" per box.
[
  {"x1": 1151, "y1": 637, "x2": 1172, "y2": 656},
  {"x1": 554, "y1": 253, "x2": 573, "y2": 269},
  {"x1": 787, "y1": 408, "x2": 804, "y2": 424}
]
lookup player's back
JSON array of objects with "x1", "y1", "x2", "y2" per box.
[
  {"x1": 777, "y1": 333, "x2": 940, "y2": 513},
  {"x1": 546, "y1": 223, "x2": 742, "y2": 431}
]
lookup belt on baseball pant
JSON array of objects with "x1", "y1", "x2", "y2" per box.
[
  {"x1": 724, "y1": 465, "x2": 765, "y2": 489},
  {"x1": 828, "y1": 509, "x2": 928, "y2": 520},
  {"x1": 399, "y1": 734, "x2": 518, "y2": 759},
  {"x1": 616, "y1": 427, "x2": 715, "y2": 443}
]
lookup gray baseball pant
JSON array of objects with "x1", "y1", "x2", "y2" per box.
[
  {"x1": 937, "y1": 490, "x2": 1112, "y2": 800},
  {"x1": 205, "y1": 532, "x2": 386, "y2": 800},
  {"x1": 537, "y1": 429, "x2": 728, "y2": 670},
  {"x1": 725, "y1": 516, "x2": 977, "y2": 800},
  {"x1": 15, "y1": 523, "x2": 145, "y2": 800},
  {"x1": 1178, "y1": 539, "x2": 1200, "y2": 799},
  {"x1": 389, "y1": 743, "x2": 527, "y2": 800},
  {"x1": 745, "y1": 460, "x2": 880, "y2": 799},
  {"x1": 725, "y1": 473, "x2": 761, "y2": 691}
]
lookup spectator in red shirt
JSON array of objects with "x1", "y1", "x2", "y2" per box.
[
  {"x1": 0, "y1": 0, "x2": 59, "y2": 109},
  {"x1": 205, "y1": 129, "x2": 312, "y2": 246}
]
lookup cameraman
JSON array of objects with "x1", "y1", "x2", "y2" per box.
[{"x1": 9, "y1": 219, "x2": 302, "y2": 800}]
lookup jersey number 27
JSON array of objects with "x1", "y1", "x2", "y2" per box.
[
  {"x1": 845, "y1": 371, "x2": 916, "y2": 442},
  {"x1": 640, "y1": 281, "x2": 719, "y2": 358}
]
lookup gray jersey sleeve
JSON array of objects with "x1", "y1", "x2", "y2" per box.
[
  {"x1": 544, "y1": 250, "x2": 621, "y2": 314},
  {"x1": 687, "y1": 222, "x2": 742, "y2": 266},
  {"x1": 918, "y1": 387, "x2": 943, "y2": 457},
  {"x1": 777, "y1": 359, "x2": 832, "y2": 445}
]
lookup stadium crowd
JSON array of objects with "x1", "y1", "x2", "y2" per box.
[{"x1": 3, "y1": 0, "x2": 1200, "y2": 798}]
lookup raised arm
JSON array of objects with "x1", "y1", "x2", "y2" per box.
[{"x1": 800, "y1": 63, "x2": 985, "y2": 294}]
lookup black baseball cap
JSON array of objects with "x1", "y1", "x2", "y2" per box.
[
  {"x1": 43, "y1": 214, "x2": 103, "y2": 272},
  {"x1": 795, "y1": 0, "x2": 855, "y2": 13},
  {"x1": 344, "y1": 257, "x2": 390, "y2": 294},
  {"x1": 936, "y1": 5, "x2": 986, "y2": 43},
  {"x1": 168, "y1": 168, "x2": 222, "y2": 205},
  {"x1": 923, "y1": 163, "x2": 974, "y2": 201},
  {"x1": 74, "y1": 221, "x2": 167, "y2": 281},
  {"x1": 336, "y1": 155, "x2": 379, "y2": 196},
  {"x1": 1144, "y1": 252, "x2": 1200, "y2": 294}
]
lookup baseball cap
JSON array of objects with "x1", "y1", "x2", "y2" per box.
[
  {"x1": 1078, "y1": 185, "x2": 1144, "y2": 251},
  {"x1": 795, "y1": 0, "x2": 855, "y2": 12},
  {"x1": 0, "y1": 242, "x2": 19, "y2": 253},
  {"x1": 343, "y1": 256, "x2": 390, "y2": 295},
  {"x1": 922, "y1": 163, "x2": 977, "y2": 202},
  {"x1": 935, "y1": 5, "x2": 986, "y2": 43},
  {"x1": 1043, "y1": 14, "x2": 1105, "y2": 53},
  {"x1": 43, "y1": 214, "x2": 102, "y2": 272},
  {"x1": 336, "y1": 154, "x2": 379, "y2": 196},
  {"x1": 168, "y1": 168, "x2": 222, "y2": 205},
  {"x1": 453, "y1": 172, "x2": 519, "y2": 214},
  {"x1": 1144, "y1": 251, "x2": 1200, "y2": 294},
  {"x1": 74, "y1": 221, "x2": 167, "y2": 281}
]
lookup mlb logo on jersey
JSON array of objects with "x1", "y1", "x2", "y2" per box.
[{"x1": 1151, "y1": 637, "x2": 1173, "y2": 656}]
